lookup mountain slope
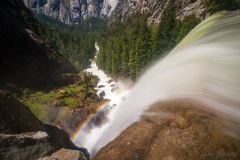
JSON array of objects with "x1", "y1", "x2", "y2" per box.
[
  {"x1": 0, "y1": 0, "x2": 77, "y2": 90},
  {"x1": 112, "y1": 0, "x2": 205, "y2": 25}
]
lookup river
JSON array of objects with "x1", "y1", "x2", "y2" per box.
[
  {"x1": 84, "y1": 44, "x2": 118, "y2": 100},
  {"x1": 73, "y1": 44, "x2": 130, "y2": 156}
]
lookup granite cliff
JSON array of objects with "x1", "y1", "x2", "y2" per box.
[
  {"x1": 23, "y1": 0, "x2": 119, "y2": 24},
  {"x1": 23, "y1": 0, "x2": 205, "y2": 25},
  {"x1": 112, "y1": 0, "x2": 205, "y2": 25}
]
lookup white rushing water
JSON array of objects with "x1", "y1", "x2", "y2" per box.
[
  {"x1": 75, "y1": 44, "x2": 130, "y2": 156},
  {"x1": 90, "y1": 11, "x2": 240, "y2": 156},
  {"x1": 84, "y1": 44, "x2": 118, "y2": 100}
]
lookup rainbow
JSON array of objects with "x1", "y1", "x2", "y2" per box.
[
  {"x1": 71, "y1": 100, "x2": 110, "y2": 142},
  {"x1": 51, "y1": 108, "x2": 73, "y2": 127},
  {"x1": 71, "y1": 89, "x2": 132, "y2": 143}
]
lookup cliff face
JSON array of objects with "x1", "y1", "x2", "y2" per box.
[
  {"x1": 23, "y1": 0, "x2": 119, "y2": 24},
  {"x1": 112, "y1": 0, "x2": 205, "y2": 25},
  {"x1": 23, "y1": 0, "x2": 205, "y2": 25},
  {"x1": 0, "y1": 0, "x2": 77, "y2": 90}
]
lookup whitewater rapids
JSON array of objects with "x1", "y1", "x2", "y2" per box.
[
  {"x1": 91, "y1": 11, "x2": 240, "y2": 156},
  {"x1": 73, "y1": 44, "x2": 130, "y2": 155}
]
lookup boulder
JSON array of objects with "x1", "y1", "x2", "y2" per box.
[
  {"x1": 107, "y1": 80, "x2": 113, "y2": 84},
  {"x1": 111, "y1": 87, "x2": 119, "y2": 92},
  {"x1": 99, "y1": 91, "x2": 105, "y2": 99},
  {"x1": 98, "y1": 85, "x2": 105, "y2": 88},
  {"x1": 110, "y1": 84, "x2": 116, "y2": 87},
  {"x1": 0, "y1": 131, "x2": 60, "y2": 160},
  {"x1": 39, "y1": 148, "x2": 88, "y2": 160},
  {"x1": 59, "y1": 90, "x2": 67, "y2": 94}
]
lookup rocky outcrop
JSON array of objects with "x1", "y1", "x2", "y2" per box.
[
  {"x1": 112, "y1": 0, "x2": 205, "y2": 25},
  {"x1": 101, "y1": 0, "x2": 119, "y2": 16},
  {"x1": 0, "y1": 90, "x2": 45, "y2": 134},
  {"x1": 39, "y1": 148, "x2": 88, "y2": 160},
  {"x1": 0, "y1": 131, "x2": 61, "y2": 160},
  {"x1": 0, "y1": 91, "x2": 89, "y2": 160},
  {"x1": 23, "y1": 0, "x2": 206, "y2": 25},
  {"x1": 177, "y1": 0, "x2": 207, "y2": 20},
  {"x1": 23, "y1": 0, "x2": 119, "y2": 24},
  {"x1": 93, "y1": 101, "x2": 240, "y2": 160},
  {"x1": 0, "y1": 0, "x2": 77, "y2": 91}
]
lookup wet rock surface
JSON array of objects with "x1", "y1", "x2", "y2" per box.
[
  {"x1": 99, "y1": 91, "x2": 105, "y2": 99},
  {"x1": 93, "y1": 101, "x2": 240, "y2": 160}
]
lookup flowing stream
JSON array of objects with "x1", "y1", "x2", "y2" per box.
[
  {"x1": 84, "y1": 44, "x2": 118, "y2": 100},
  {"x1": 73, "y1": 44, "x2": 130, "y2": 156}
]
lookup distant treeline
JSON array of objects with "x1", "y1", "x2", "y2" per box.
[
  {"x1": 36, "y1": 14, "x2": 108, "y2": 69},
  {"x1": 203, "y1": 0, "x2": 240, "y2": 14}
]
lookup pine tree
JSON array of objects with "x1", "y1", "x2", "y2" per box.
[{"x1": 153, "y1": 0, "x2": 177, "y2": 57}]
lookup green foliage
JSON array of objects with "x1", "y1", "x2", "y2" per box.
[
  {"x1": 24, "y1": 101, "x2": 48, "y2": 120},
  {"x1": 36, "y1": 14, "x2": 107, "y2": 69},
  {"x1": 203, "y1": 0, "x2": 240, "y2": 14},
  {"x1": 130, "y1": 17, "x2": 152, "y2": 79},
  {"x1": 175, "y1": 14, "x2": 201, "y2": 43},
  {"x1": 64, "y1": 97, "x2": 78, "y2": 108},
  {"x1": 29, "y1": 91, "x2": 45, "y2": 97},
  {"x1": 96, "y1": 1, "x2": 200, "y2": 80},
  {"x1": 22, "y1": 73, "x2": 99, "y2": 121},
  {"x1": 153, "y1": 1, "x2": 177, "y2": 58},
  {"x1": 77, "y1": 17, "x2": 108, "y2": 32},
  {"x1": 62, "y1": 85, "x2": 85, "y2": 94}
]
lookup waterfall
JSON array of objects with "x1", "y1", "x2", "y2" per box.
[{"x1": 91, "y1": 11, "x2": 240, "y2": 156}]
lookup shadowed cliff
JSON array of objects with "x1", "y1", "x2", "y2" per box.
[{"x1": 0, "y1": 0, "x2": 77, "y2": 90}]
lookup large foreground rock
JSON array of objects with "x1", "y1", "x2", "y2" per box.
[
  {"x1": 93, "y1": 101, "x2": 240, "y2": 160},
  {"x1": 0, "y1": 91, "x2": 45, "y2": 134},
  {"x1": 0, "y1": 91, "x2": 88, "y2": 160},
  {"x1": 0, "y1": 131, "x2": 60, "y2": 160}
]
